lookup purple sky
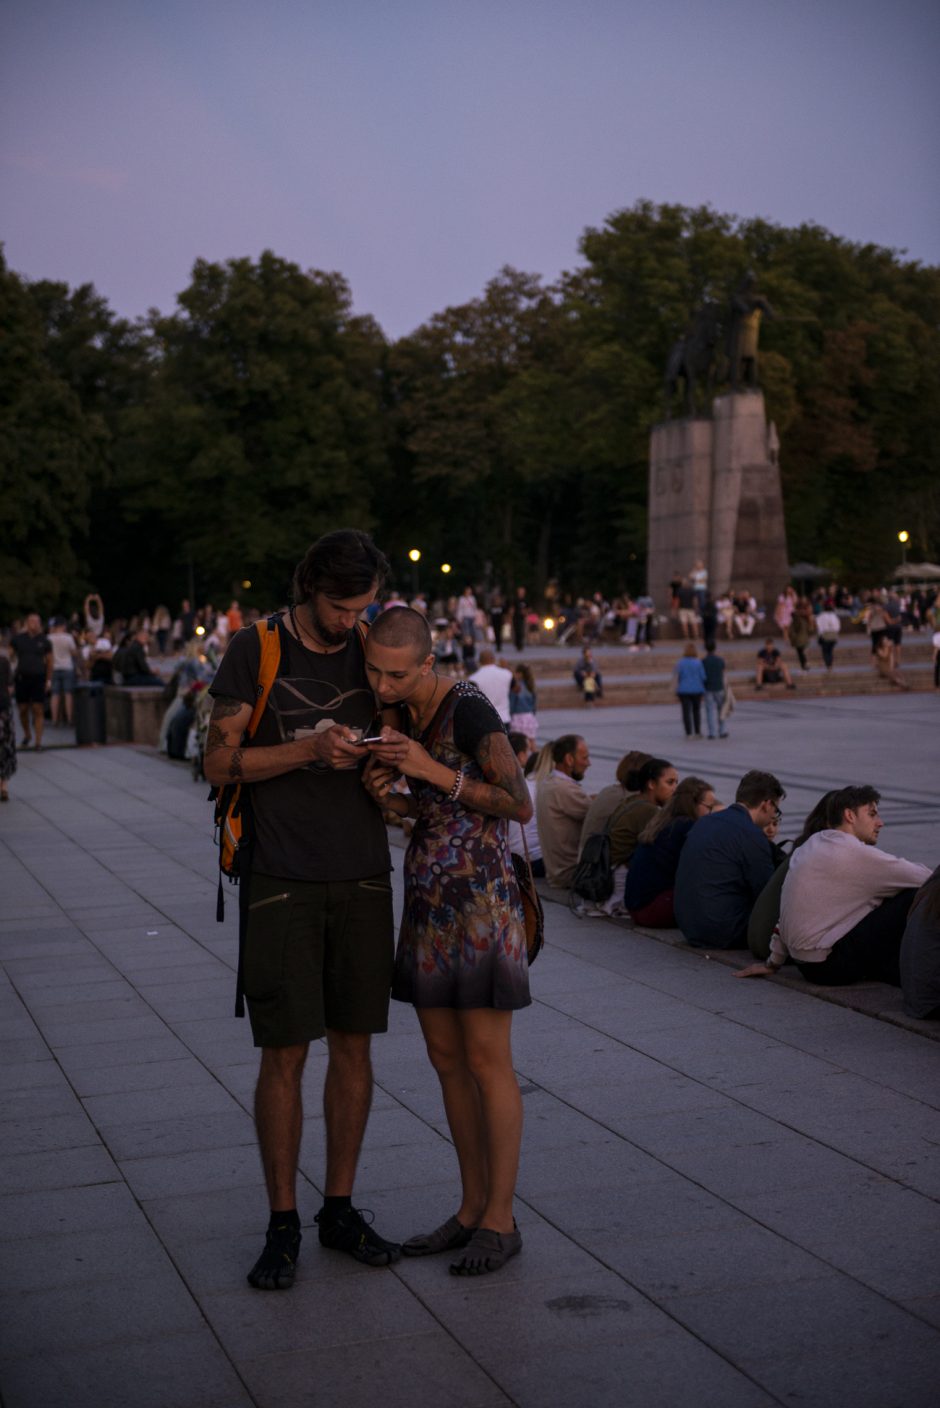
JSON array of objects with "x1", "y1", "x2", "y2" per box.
[{"x1": 2, "y1": 0, "x2": 938, "y2": 339}]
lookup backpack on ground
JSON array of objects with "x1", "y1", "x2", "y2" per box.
[{"x1": 570, "y1": 800, "x2": 631, "y2": 908}]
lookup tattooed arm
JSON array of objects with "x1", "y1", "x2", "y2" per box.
[
  {"x1": 202, "y1": 695, "x2": 364, "y2": 785},
  {"x1": 460, "y1": 731, "x2": 533, "y2": 821}
]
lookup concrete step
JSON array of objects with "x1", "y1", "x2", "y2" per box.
[
  {"x1": 535, "y1": 665, "x2": 935, "y2": 708},
  {"x1": 499, "y1": 637, "x2": 934, "y2": 680}
]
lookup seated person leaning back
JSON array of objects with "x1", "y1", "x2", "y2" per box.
[
  {"x1": 624, "y1": 776, "x2": 717, "y2": 927},
  {"x1": 737, "y1": 785, "x2": 931, "y2": 984},
  {"x1": 674, "y1": 770, "x2": 784, "y2": 948}
]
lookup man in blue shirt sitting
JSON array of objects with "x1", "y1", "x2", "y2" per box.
[{"x1": 674, "y1": 770, "x2": 785, "y2": 948}]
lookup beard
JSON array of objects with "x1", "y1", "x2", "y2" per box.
[
  {"x1": 571, "y1": 767, "x2": 586, "y2": 782},
  {"x1": 307, "y1": 602, "x2": 351, "y2": 648}
]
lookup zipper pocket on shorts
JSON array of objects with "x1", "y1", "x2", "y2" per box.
[{"x1": 248, "y1": 891, "x2": 290, "y2": 911}]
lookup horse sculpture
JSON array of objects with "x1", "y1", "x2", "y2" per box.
[{"x1": 663, "y1": 302, "x2": 722, "y2": 418}]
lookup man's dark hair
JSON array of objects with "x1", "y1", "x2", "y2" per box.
[
  {"x1": 508, "y1": 731, "x2": 529, "y2": 758},
  {"x1": 552, "y1": 734, "x2": 582, "y2": 765},
  {"x1": 735, "y1": 770, "x2": 785, "y2": 808},
  {"x1": 826, "y1": 785, "x2": 880, "y2": 827},
  {"x1": 292, "y1": 529, "x2": 388, "y2": 605},
  {"x1": 368, "y1": 607, "x2": 432, "y2": 658}
]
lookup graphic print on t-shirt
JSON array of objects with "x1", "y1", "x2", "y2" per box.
[{"x1": 267, "y1": 675, "x2": 376, "y2": 747}]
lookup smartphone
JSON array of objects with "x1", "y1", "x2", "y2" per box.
[{"x1": 354, "y1": 735, "x2": 386, "y2": 745}]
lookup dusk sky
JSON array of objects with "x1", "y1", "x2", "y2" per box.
[{"x1": 2, "y1": 0, "x2": 938, "y2": 339}]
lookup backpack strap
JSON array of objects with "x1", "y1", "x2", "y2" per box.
[
  {"x1": 230, "y1": 616, "x2": 281, "y2": 1019},
  {"x1": 245, "y1": 616, "x2": 282, "y2": 740}
]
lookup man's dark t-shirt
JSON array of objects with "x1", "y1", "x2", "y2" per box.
[
  {"x1": 702, "y1": 654, "x2": 725, "y2": 690},
  {"x1": 11, "y1": 632, "x2": 51, "y2": 677},
  {"x1": 758, "y1": 648, "x2": 781, "y2": 668},
  {"x1": 209, "y1": 619, "x2": 390, "y2": 884}
]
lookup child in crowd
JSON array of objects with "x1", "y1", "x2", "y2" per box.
[{"x1": 582, "y1": 668, "x2": 599, "y2": 705}]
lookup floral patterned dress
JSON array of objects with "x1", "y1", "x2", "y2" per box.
[{"x1": 392, "y1": 681, "x2": 531, "y2": 1011}]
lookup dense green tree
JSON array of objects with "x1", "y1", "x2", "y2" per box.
[
  {"x1": 3, "y1": 207, "x2": 937, "y2": 619},
  {"x1": 123, "y1": 251, "x2": 390, "y2": 609},
  {"x1": 0, "y1": 253, "x2": 102, "y2": 617}
]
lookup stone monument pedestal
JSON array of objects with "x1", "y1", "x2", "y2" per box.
[{"x1": 647, "y1": 391, "x2": 788, "y2": 611}]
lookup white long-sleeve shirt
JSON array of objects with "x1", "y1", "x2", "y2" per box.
[{"x1": 772, "y1": 830, "x2": 930, "y2": 964}]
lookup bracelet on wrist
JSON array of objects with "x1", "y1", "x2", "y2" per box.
[{"x1": 448, "y1": 768, "x2": 464, "y2": 802}]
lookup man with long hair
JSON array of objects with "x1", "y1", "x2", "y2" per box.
[{"x1": 205, "y1": 530, "x2": 400, "y2": 1289}]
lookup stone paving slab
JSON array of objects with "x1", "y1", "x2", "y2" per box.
[{"x1": 1, "y1": 706, "x2": 939, "y2": 1407}]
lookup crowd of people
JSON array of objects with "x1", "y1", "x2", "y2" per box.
[
  {"x1": 518, "y1": 734, "x2": 938, "y2": 1022},
  {"x1": 2, "y1": 530, "x2": 937, "y2": 1308}
]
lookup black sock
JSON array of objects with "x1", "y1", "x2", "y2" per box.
[
  {"x1": 268, "y1": 1208, "x2": 300, "y2": 1231},
  {"x1": 321, "y1": 1195, "x2": 352, "y2": 1221}
]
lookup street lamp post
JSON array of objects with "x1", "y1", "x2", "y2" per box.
[
  {"x1": 408, "y1": 548, "x2": 421, "y2": 596},
  {"x1": 898, "y1": 530, "x2": 909, "y2": 571}
]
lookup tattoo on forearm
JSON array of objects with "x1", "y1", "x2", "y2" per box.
[
  {"x1": 205, "y1": 722, "x2": 226, "y2": 754},
  {"x1": 459, "y1": 733, "x2": 529, "y2": 818},
  {"x1": 228, "y1": 748, "x2": 244, "y2": 781},
  {"x1": 211, "y1": 696, "x2": 247, "y2": 719}
]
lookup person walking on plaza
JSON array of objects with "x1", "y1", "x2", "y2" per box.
[
  {"x1": 702, "y1": 642, "x2": 729, "y2": 738},
  {"x1": 10, "y1": 613, "x2": 52, "y2": 750},
  {"x1": 789, "y1": 597, "x2": 815, "y2": 671},
  {"x1": 511, "y1": 586, "x2": 528, "y2": 652},
  {"x1": 816, "y1": 599, "x2": 841, "y2": 671},
  {"x1": 676, "y1": 579, "x2": 699, "y2": 640},
  {"x1": 0, "y1": 652, "x2": 16, "y2": 800},
  {"x1": 472, "y1": 647, "x2": 513, "y2": 724},
  {"x1": 205, "y1": 529, "x2": 400, "y2": 1290},
  {"x1": 673, "y1": 642, "x2": 706, "y2": 737},
  {"x1": 48, "y1": 618, "x2": 79, "y2": 729},
  {"x1": 361, "y1": 607, "x2": 532, "y2": 1275},
  {"x1": 774, "y1": 586, "x2": 797, "y2": 644},
  {"x1": 457, "y1": 586, "x2": 478, "y2": 642}
]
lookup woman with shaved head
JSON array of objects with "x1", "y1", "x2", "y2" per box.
[{"x1": 361, "y1": 607, "x2": 532, "y2": 1276}]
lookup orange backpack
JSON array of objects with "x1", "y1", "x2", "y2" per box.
[{"x1": 212, "y1": 616, "x2": 281, "y2": 892}]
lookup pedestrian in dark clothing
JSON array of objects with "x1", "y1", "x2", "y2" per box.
[
  {"x1": 702, "y1": 644, "x2": 728, "y2": 739},
  {"x1": 512, "y1": 588, "x2": 528, "y2": 652}
]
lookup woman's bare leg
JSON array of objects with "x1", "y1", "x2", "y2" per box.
[
  {"x1": 418, "y1": 1008, "x2": 487, "y2": 1227},
  {"x1": 458, "y1": 1008, "x2": 522, "y2": 1233}
]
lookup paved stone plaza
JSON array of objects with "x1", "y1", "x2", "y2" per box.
[{"x1": 1, "y1": 693, "x2": 938, "y2": 1407}]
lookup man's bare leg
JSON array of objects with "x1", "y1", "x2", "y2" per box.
[
  {"x1": 316, "y1": 1029, "x2": 400, "y2": 1265},
  {"x1": 255, "y1": 1042, "x2": 308, "y2": 1209},
  {"x1": 17, "y1": 702, "x2": 31, "y2": 745},
  {"x1": 32, "y1": 703, "x2": 45, "y2": 749},
  {"x1": 323, "y1": 1029, "x2": 372, "y2": 1193},
  {"x1": 247, "y1": 1042, "x2": 308, "y2": 1291}
]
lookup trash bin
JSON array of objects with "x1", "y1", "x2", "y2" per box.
[{"x1": 74, "y1": 682, "x2": 107, "y2": 745}]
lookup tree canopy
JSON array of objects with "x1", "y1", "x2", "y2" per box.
[{"x1": 2, "y1": 204, "x2": 937, "y2": 618}]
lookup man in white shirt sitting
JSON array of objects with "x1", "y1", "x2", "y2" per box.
[
  {"x1": 471, "y1": 649, "x2": 513, "y2": 724},
  {"x1": 737, "y1": 785, "x2": 930, "y2": 985}
]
